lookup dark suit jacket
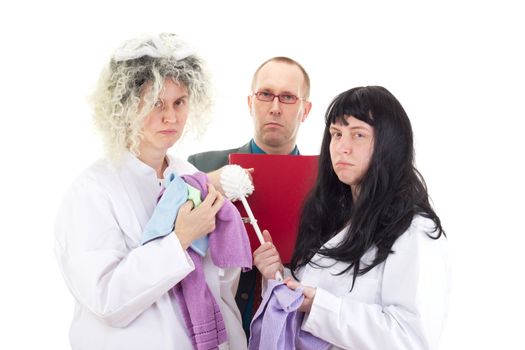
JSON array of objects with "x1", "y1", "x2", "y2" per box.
[
  {"x1": 188, "y1": 142, "x2": 257, "y2": 337},
  {"x1": 187, "y1": 142, "x2": 251, "y2": 173}
]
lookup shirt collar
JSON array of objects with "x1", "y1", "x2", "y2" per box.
[
  {"x1": 123, "y1": 151, "x2": 175, "y2": 178},
  {"x1": 249, "y1": 139, "x2": 300, "y2": 155}
]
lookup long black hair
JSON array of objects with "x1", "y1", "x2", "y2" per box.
[{"x1": 290, "y1": 86, "x2": 444, "y2": 288}]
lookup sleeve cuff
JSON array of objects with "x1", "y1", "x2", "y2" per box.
[
  {"x1": 303, "y1": 287, "x2": 341, "y2": 332},
  {"x1": 154, "y1": 233, "x2": 195, "y2": 273}
]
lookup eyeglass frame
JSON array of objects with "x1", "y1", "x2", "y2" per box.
[{"x1": 252, "y1": 91, "x2": 305, "y2": 104}]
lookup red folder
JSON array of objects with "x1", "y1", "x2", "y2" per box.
[{"x1": 229, "y1": 154, "x2": 318, "y2": 263}]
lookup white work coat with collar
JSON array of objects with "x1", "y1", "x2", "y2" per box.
[
  {"x1": 297, "y1": 215, "x2": 450, "y2": 350},
  {"x1": 54, "y1": 153, "x2": 246, "y2": 350}
]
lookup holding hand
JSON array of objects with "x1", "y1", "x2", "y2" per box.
[
  {"x1": 206, "y1": 169, "x2": 223, "y2": 195},
  {"x1": 207, "y1": 166, "x2": 254, "y2": 198},
  {"x1": 253, "y1": 230, "x2": 284, "y2": 280},
  {"x1": 174, "y1": 183, "x2": 224, "y2": 249},
  {"x1": 284, "y1": 277, "x2": 317, "y2": 313}
]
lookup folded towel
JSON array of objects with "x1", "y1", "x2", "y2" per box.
[{"x1": 173, "y1": 249, "x2": 228, "y2": 350}]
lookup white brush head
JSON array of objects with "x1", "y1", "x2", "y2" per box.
[{"x1": 220, "y1": 165, "x2": 254, "y2": 201}]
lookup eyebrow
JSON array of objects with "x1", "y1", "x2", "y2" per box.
[
  {"x1": 159, "y1": 94, "x2": 189, "y2": 100},
  {"x1": 330, "y1": 124, "x2": 371, "y2": 132},
  {"x1": 349, "y1": 125, "x2": 371, "y2": 131},
  {"x1": 258, "y1": 87, "x2": 296, "y2": 95}
]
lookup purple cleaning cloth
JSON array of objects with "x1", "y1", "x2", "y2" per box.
[
  {"x1": 182, "y1": 172, "x2": 252, "y2": 270},
  {"x1": 173, "y1": 172, "x2": 252, "y2": 350},
  {"x1": 249, "y1": 279, "x2": 330, "y2": 350},
  {"x1": 173, "y1": 249, "x2": 228, "y2": 350}
]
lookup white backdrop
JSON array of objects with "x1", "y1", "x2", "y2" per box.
[{"x1": 1, "y1": 0, "x2": 524, "y2": 349}]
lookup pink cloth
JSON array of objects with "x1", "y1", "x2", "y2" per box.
[
  {"x1": 173, "y1": 172, "x2": 252, "y2": 350},
  {"x1": 173, "y1": 249, "x2": 228, "y2": 350}
]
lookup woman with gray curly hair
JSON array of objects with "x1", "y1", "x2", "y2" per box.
[{"x1": 54, "y1": 34, "x2": 248, "y2": 350}]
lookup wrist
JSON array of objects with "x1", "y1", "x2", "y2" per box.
[{"x1": 174, "y1": 229, "x2": 191, "y2": 250}]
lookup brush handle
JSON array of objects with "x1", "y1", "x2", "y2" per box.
[
  {"x1": 240, "y1": 196, "x2": 265, "y2": 244},
  {"x1": 240, "y1": 197, "x2": 283, "y2": 281}
]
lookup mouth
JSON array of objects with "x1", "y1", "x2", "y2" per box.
[
  {"x1": 334, "y1": 161, "x2": 354, "y2": 168},
  {"x1": 264, "y1": 122, "x2": 283, "y2": 128},
  {"x1": 159, "y1": 129, "x2": 178, "y2": 135}
]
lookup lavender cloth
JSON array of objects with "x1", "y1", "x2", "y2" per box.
[
  {"x1": 173, "y1": 249, "x2": 228, "y2": 350},
  {"x1": 249, "y1": 280, "x2": 330, "y2": 350},
  {"x1": 173, "y1": 172, "x2": 252, "y2": 350},
  {"x1": 181, "y1": 172, "x2": 252, "y2": 270}
]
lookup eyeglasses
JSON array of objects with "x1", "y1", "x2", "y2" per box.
[{"x1": 253, "y1": 91, "x2": 302, "y2": 104}]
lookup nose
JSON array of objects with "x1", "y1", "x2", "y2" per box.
[
  {"x1": 336, "y1": 137, "x2": 352, "y2": 155},
  {"x1": 162, "y1": 106, "x2": 177, "y2": 123},
  {"x1": 269, "y1": 96, "x2": 282, "y2": 116}
]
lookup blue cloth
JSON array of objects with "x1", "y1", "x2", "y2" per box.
[
  {"x1": 249, "y1": 139, "x2": 299, "y2": 155},
  {"x1": 249, "y1": 280, "x2": 330, "y2": 350},
  {"x1": 189, "y1": 236, "x2": 208, "y2": 257},
  {"x1": 141, "y1": 172, "x2": 208, "y2": 256}
]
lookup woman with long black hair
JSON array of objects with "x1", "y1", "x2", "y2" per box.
[{"x1": 253, "y1": 86, "x2": 450, "y2": 349}]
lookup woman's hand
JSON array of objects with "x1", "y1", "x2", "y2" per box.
[
  {"x1": 284, "y1": 277, "x2": 317, "y2": 313},
  {"x1": 174, "y1": 183, "x2": 224, "y2": 249},
  {"x1": 253, "y1": 230, "x2": 284, "y2": 280}
]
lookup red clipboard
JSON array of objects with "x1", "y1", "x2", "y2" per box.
[{"x1": 229, "y1": 154, "x2": 318, "y2": 263}]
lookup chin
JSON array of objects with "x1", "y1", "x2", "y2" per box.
[
  {"x1": 336, "y1": 173, "x2": 355, "y2": 187},
  {"x1": 167, "y1": 138, "x2": 180, "y2": 146},
  {"x1": 262, "y1": 135, "x2": 286, "y2": 147}
]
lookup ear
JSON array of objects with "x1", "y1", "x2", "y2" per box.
[
  {"x1": 247, "y1": 94, "x2": 254, "y2": 115},
  {"x1": 301, "y1": 101, "x2": 312, "y2": 122}
]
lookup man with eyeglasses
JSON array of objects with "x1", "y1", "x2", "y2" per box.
[{"x1": 188, "y1": 56, "x2": 312, "y2": 338}]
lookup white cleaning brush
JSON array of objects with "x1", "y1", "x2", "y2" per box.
[{"x1": 220, "y1": 164, "x2": 283, "y2": 281}]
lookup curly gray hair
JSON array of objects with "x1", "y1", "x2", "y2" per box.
[{"x1": 91, "y1": 33, "x2": 213, "y2": 161}]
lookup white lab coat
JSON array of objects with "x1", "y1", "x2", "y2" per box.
[
  {"x1": 297, "y1": 215, "x2": 450, "y2": 350},
  {"x1": 54, "y1": 153, "x2": 247, "y2": 350}
]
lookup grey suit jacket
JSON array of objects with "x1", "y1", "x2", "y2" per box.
[{"x1": 187, "y1": 142, "x2": 252, "y2": 172}]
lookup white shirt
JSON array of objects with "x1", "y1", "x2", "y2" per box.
[
  {"x1": 54, "y1": 153, "x2": 246, "y2": 350},
  {"x1": 298, "y1": 215, "x2": 450, "y2": 350}
]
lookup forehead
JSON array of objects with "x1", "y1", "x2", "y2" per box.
[
  {"x1": 141, "y1": 78, "x2": 187, "y2": 97},
  {"x1": 254, "y1": 61, "x2": 305, "y2": 94},
  {"x1": 332, "y1": 115, "x2": 373, "y2": 130}
]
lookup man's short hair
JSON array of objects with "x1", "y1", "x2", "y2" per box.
[{"x1": 250, "y1": 56, "x2": 310, "y2": 100}]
